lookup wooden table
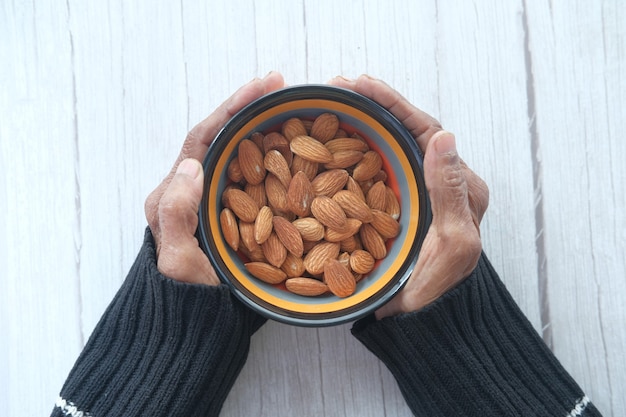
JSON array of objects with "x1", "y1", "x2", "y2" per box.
[{"x1": 2, "y1": 1, "x2": 624, "y2": 415}]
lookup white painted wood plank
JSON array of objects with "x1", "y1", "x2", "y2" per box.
[
  {"x1": 526, "y1": 1, "x2": 626, "y2": 415},
  {"x1": 0, "y1": 1, "x2": 84, "y2": 415},
  {"x1": 3, "y1": 0, "x2": 623, "y2": 416},
  {"x1": 433, "y1": 1, "x2": 542, "y2": 330},
  {"x1": 67, "y1": 0, "x2": 190, "y2": 338}
]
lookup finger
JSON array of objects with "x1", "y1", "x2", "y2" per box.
[
  {"x1": 328, "y1": 74, "x2": 442, "y2": 151},
  {"x1": 460, "y1": 160, "x2": 490, "y2": 226},
  {"x1": 157, "y1": 158, "x2": 219, "y2": 285},
  {"x1": 146, "y1": 72, "x2": 286, "y2": 230},
  {"x1": 170, "y1": 71, "x2": 285, "y2": 184},
  {"x1": 423, "y1": 131, "x2": 472, "y2": 230}
]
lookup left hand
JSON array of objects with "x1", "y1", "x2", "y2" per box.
[
  {"x1": 329, "y1": 75, "x2": 489, "y2": 318},
  {"x1": 144, "y1": 72, "x2": 286, "y2": 285}
]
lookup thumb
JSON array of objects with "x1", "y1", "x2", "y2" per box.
[
  {"x1": 424, "y1": 131, "x2": 471, "y2": 229},
  {"x1": 157, "y1": 158, "x2": 218, "y2": 285},
  {"x1": 158, "y1": 158, "x2": 204, "y2": 242}
]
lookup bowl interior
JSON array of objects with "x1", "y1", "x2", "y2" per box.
[{"x1": 199, "y1": 85, "x2": 430, "y2": 326}]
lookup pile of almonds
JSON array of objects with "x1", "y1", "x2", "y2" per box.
[{"x1": 219, "y1": 113, "x2": 401, "y2": 298}]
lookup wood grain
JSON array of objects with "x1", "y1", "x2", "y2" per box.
[
  {"x1": 1, "y1": 0, "x2": 623, "y2": 416},
  {"x1": 525, "y1": 1, "x2": 626, "y2": 415}
]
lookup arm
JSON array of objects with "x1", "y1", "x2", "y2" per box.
[
  {"x1": 52, "y1": 228, "x2": 265, "y2": 417},
  {"x1": 353, "y1": 253, "x2": 602, "y2": 416},
  {"x1": 52, "y1": 72, "x2": 286, "y2": 417},
  {"x1": 333, "y1": 75, "x2": 602, "y2": 417}
]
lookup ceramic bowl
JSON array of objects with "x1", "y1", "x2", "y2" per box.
[{"x1": 198, "y1": 85, "x2": 431, "y2": 326}]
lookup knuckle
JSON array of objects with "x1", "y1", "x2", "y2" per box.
[
  {"x1": 469, "y1": 174, "x2": 490, "y2": 218},
  {"x1": 416, "y1": 122, "x2": 443, "y2": 143},
  {"x1": 438, "y1": 217, "x2": 482, "y2": 260},
  {"x1": 158, "y1": 194, "x2": 184, "y2": 219},
  {"x1": 441, "y1": 160, "x2": 465, "y2": 187},
  {"x1": 145, "y1": 190, "x2": 160, "y2": 226}
]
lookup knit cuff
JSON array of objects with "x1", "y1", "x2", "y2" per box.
[
  {"x1": 52, "y1": 228, "x2": 266, "y2": 417},
  {"x1": 352, "y1": 253, "x2": 601, "y2": 417}
]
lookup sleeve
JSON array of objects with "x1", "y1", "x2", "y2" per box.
[
  {"x1": 51, "y1": 228, "x2": 266, "y2": 417},
  {"x1": 351, "y1": 253, "x2": 603, "y2": 417}
]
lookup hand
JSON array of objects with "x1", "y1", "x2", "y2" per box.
[
  {"x1": 329, "y1": 75, "x2": 489, "y2": 318},
  {"x1": 144, "y1": 72, "x2": 286, "y2": 285}
]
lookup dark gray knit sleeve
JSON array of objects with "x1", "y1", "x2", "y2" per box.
[
  {"x1": 51, "y1": 228, "x2": 266, "y2": 417},
  {"x1": 352, "y1": 253, "x2": 602, "y2": 417}
]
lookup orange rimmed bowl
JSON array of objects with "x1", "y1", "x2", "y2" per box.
[{"x1": 198, "y1": 85, "x2": 431, "y2": 326}]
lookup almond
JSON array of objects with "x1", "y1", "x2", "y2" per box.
[
  {"x1": 273, "y1": 216, "x2": 304, "y2": 257},
  {"x1": 346, "y1": 176, "x2": 366, "y2": 202},
  {"x1": 359, "y1": 223, "x2": 387, "y2": 259},
  {"x1": 359, "y1": 178, "x2": 374, "y2": 195},
  {"x1": 245, "y1": 262, "x2": 287, "y2": 284},
  {"x1": 281, "y1": 252, "x2": 306, "y2": 278},
  {"x1": 290, "y1": 135, "x2": 334, "y2": 163},
  {"x1": 332, "y1": 190, "x2": 373, "y2": 223},
  {"x1": 311, "y1": 196, "x2": 347, "y2": 231},
  {"x1": 370, "y1": 209, "x2": 401, "y2": 239},
  {"x1": 219, "y1": 208, "x2": 239, "y2": 251},
  {"x1": 324, "y1": 218, "x2": 362, "y2": 242},
  {"x1": 261, "y1": 232, "x2": 287, "y2": 267},
  {"x1": 339, "y1": 235, "x2": 361, "y2": 253},
  {"x1": 239, "y1": 244, "x2": 266, "y2": 263},
  {"x1": 254, "y1": 206, "x2": 273, "y2": 244},
  {"x1": 264, "y1": 149, "x2": 292, "y2": 188},
  {"x1": 310, "y1": 113, "x2": 339, "y2": 144},
  {"x1": 285, "y1": 277, "x2": 329, "y2": 296},
  {"x1": 223, "y1": 188, "x2": 259, "y2": 223},
  {"x1": 366, "y1": 181, "x2": 387, "y2": 211},
  {"x1": 325, "y1": 138, "x2": 369, "y2": 153},
  {"x1": 349, "y1": 249, "x2": 375, "y2": 274},
  {"x1": 244, "y1": 182, "x2": 267, "y2": 208},
  {"x1": 385, "y1": 186, "x2": 401, "y2": 220},
  {"x1": 303, "y1": 241, "x2": 340, "y2": 275},
  {"x1": 323, "y1": 150, "x2": 364, "y2": 169},
  {"x1": 292, "y1": 217, "x2": 325, "y2": 241},
  {"x1": 290, "y1": 155, "x2": 319, "y2": 181},
  {"x1": 302, "y1": 119, "x2": 313, "y2": 134},
  {"x1": 287, "y1": 171, "x2": 314, "y2": 217},
  {"x1": 311, "y1": 169, "x2": 349, "y2": 197},
  {"x1": 323, "y1": 258, "x2": 356, "y2": 298},
  {"x1": 337, "y1": 251, "x2": 351, "y2": 269},
  {"x1": 282, "y1": 118, "x2": 308, "y2": 141},
  {"x1": 227, "y1": 157, "x2": 244, "y2": 183},
  {"x1": 302, "y1": 239, "x2": 318, "y2": 254},
  {"x1": 222, "y1": 184, "x2": 242, "y2": 207},
  {"x1": 239, "y1": 222, "x2": 265, "y2": 261},
  {"x1": 263, "y1": 132, "x2": 293, "y2": 166},
  {"x1": 238, "y1": 139, "x2": 266, "y2": 185},
  {"x1": 334, "y1": 129, "x2": 347, "y2": 139},
  {"x1": 372, "y1": 170, "x2": 388, "y2": 183},
  {"x1": 352, "y1": 150, "x2": 383, "y2": 182},
  {"x1": 265, "y1": 173, "x2": 289, "y2": 213},
  {"x1": 250, "y1": 131, "x2": 265, "y2": 151}
]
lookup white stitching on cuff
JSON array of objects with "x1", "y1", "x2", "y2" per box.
[
  {"x1": 567, "y1": 395, "x2": 590, "y2": 417},
  {"x1": 55, "y1": 396, "x2": 92, "y2": 417}
]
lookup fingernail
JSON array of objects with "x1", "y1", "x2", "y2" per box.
[
  {"x1": 335, "y1": 75, "x2": 352, "y2": 82},
  {"x1": 433, "y1": 131, "x2": 456, "y2": 155},
  {"x1": 263, "y1": 70, "x2": 276, "y2": 80},
  {"x1": 176, "y1": 158, "x2": 201, "y2": 179}
]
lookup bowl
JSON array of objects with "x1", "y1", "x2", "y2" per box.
[{"x1": 198, "y1": 84, "x2": 431, "y2": 326}]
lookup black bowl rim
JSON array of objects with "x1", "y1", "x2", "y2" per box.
[{"x1": 198, "y1": 84, "x2": 431, "y2": 327}]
